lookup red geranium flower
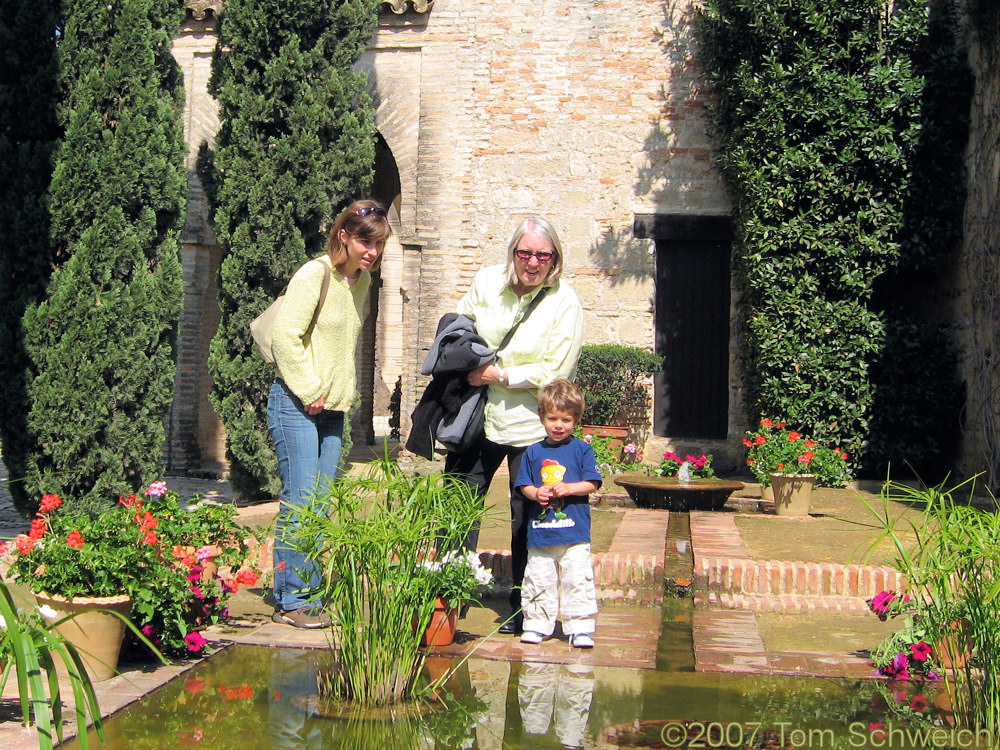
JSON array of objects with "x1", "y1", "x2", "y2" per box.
[
  {"x1": 39, "y1": 494, "x2": 62, "y2": 513},
  {"x1": 15, "y1": 535, "x2": 36, "y2": 554},
  {"x1": 118, "y1": 494, "x2": 142, "y2": 509},
  {"x1": 236, "y1": 569, "x2": 259, "y2": 587},
  {"x1": 66, "y1": 530, "x2": 85, "y2": 548},
  {"x1": 28, "y1": 517, "x2": 47, "y2": 540}
]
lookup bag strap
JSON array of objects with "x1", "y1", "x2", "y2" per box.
[
  {"x1": 305, "y1": 262, "x2": 332, "y2": 339},
  {"x1": 496, "y1": 287, "x2": 549, "y2": 353}
]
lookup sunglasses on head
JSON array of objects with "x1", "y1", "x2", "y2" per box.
[
  {"x1": 514, "y1": 249, "x2": 553, "y2": 263},
  {"x1": 354, "y1": 206, "x2": 387, "y2": 218}
]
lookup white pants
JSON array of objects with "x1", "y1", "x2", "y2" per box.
[
  {"x1": 518, "y1": 662, "x2": 595, "y2": 748},
  {"x1": 520, "y1": 543, "x2": 597, "y2": 636}
]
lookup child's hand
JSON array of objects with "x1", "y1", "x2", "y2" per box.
[
  {"x1": 537, "y1": 485, "x2": 553, "y2": 506},
  {"x1": 548, "y1": 481, "x2": 570, "y2": 498}
]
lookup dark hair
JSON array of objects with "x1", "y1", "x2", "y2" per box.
[
  {"x1": 326, "y1": 199, "x2": 392, "y2": 271},
  {"x1": 537, "y1": 378, "x2": 585, "y2": 421}
]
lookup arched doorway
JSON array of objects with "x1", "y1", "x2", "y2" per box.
[{"x1": 353, "y1": 133, "x2": 404, "y2": 445}]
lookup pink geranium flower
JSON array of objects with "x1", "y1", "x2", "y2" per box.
[{"x1": 146, "y1": 481, "x2": 168, "y2": 497}]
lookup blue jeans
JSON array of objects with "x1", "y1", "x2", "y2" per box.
[{"x1": 268, "y1": 379, "x2": 344, "y2": 611}]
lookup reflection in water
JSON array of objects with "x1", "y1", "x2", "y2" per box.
[
  {"x1": 60, "y1": 645, "x2": 907, "y2": 750},
  {"x1": 269, "y1": 649, "x2": 322, "y2": 750},
  {"x1": 516, "y1": 663, "x2": 595, "y2": 748}
]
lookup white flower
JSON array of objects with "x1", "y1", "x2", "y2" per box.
[
  {"x1": 37, "y1": 604, "x2": 58, "y2": 619},
  {"x1": 463, "y1": 551, "x2": 494, "y2": 585},
  {"x1": 0, "y1": 615, "x2": 6, "y2": 629}
]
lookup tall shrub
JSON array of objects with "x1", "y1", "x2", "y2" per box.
[
  {"x1": 18, "y1": 0, "x2": 186, "y2": 511},
  {"x1": 696, "y1": 0, "x2": 969, "y2": 475},
  {"x1": 199, "y1": 0, "x2": 379, "y2": 500},
  {"x1": 0, "y1": 0, "x2": 61, "y2": 517}
]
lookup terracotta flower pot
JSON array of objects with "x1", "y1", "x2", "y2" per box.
[
  {"x1": 422, "y1": 597, "x2": 459, "y2": 647},
  {"x1": 167, "y1": 544, "x2": 224, "y2": 581},
  {"x1": 35, "y1": 592, "x2": 132, "y2": 682},
  {"x1": 934, "y1": 620, "x2": 972, "y2": 671},
  {"x1": 769, "y1": 473, "x2": 816, "y2": 517},
  {"x1": 580, "y1": 425, "x2": 630, "y2": 452}
]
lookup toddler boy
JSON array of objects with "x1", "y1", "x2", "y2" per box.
[{"x1": 514, "y1": 378, "x2": 602, "y2": 648}]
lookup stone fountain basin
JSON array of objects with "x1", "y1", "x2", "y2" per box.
[{"x1": 613, "y1": 474, "x2": 745, "y2": 512}]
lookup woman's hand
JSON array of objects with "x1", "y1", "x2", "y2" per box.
[
  {"x1": 467, "y1": 363, "x2": 504, "y2": 386},
  {"x1": 305, "y1": 396, "x2": 325, "y2": 415}
]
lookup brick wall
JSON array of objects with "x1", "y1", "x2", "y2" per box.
[{"x1": 170, "y1": 0, "x2": 733, "y2": 475}]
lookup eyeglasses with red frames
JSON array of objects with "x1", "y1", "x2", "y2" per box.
[
  {"x1": 354, "y1": 206, "x2": 387, "y2": 218},
  {"x1": 514, "y1": 249, "x2": 554, "y2": 263}
]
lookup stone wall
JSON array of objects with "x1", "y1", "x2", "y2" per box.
[
  {"x1": 955, "y1": 8, "x2": 1000, "y2": 485},
  {"x1": 369, "y1": 0, "x2": 734, "y2": 470}
]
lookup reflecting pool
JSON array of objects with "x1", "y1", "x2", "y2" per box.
[{"x1": 61, "y1": 642, "x2": 955, "y2": 750}]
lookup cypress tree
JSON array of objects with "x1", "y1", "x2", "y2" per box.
[
  {"x1": 0, "y1": 0, "x2": 61, "y2": 517},
  {"x1": 199, "y1": 0, "x2": 380, "y2": 500},
  {"x1": 18, "y1": 0, "x2": 187, "y2": 511}
]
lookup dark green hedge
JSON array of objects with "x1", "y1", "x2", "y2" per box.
[
  {"x1": 696, "y1": 0, "x2": 969, "y2": 476},
  {"x1": 576, "y1": 344, "x2": 663, "y2": 428}
]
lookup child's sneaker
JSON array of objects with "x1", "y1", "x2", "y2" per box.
[
  {"x1": 520, "y1": 631, "x2": 546, "y2": 644},
  {"x1": 569, "y1": 633, "x2": 594, "y2": 649}
]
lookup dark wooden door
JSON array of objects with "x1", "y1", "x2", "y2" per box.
[{"x1": 635, "y1": 214, "x2": 732, "y2": 439}]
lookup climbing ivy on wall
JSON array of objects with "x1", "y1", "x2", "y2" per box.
[
  {"x1": 695, "y1": 0, "x2": 970, "y2": 478},
  {"x1": 199, "y1": 0, "x2": 380, "y2": 500}
]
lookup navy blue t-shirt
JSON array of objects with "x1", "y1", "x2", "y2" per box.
[{"x1": 515, "y1": 437, "x2": 603, "y2": 549}]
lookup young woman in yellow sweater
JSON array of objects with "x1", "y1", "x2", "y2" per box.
[{"x1": 269, "y1": 199, "x2": 391, "y2": 628}]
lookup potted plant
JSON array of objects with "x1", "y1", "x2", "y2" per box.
[
  {"x1": 0, "y1": 572, "x2": 136, "y2": 748},
  {"x1": 866, "y1": 589, "x2": 966, "y2": 679},
  {"x1": 575, "y1": 429, "x2": 642, "y2": 476},
  {"x1": 742, "y1": 419, "x2": 850, "y2": 515},
  {"x1": 575, "y1": 344, "x2": 663, "y2": 446},
  {"x1": 416, "y1": 549, "x2": 493, "y2": 646},
  {"x1": 6, "y1": 486, "x2": 264, "y2": 668},
  {"x1": 5, "y1": 493, "x2": 160, "y2": 680},
  {"x1": 141, "y1": 481, "x2": 263, "y2": 580},
  {"x1": 119, "y1": 482, "x2": 265, "y2": 659}
]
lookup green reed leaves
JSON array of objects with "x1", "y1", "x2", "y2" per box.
[
  {"x1": 863, "y1": 477, "x2": 1000, "y2": 732},
  {"x1": 289, "y1": 457, "x2": 489, "y2": 705}
]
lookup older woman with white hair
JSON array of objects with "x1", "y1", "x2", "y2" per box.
[{"x1": 445, "y1": 216, "x2": 584, "y2": 634}]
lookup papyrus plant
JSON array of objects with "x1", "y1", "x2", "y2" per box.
[{"x1": 291, "y1": 456, "x2": 489, "y2": 705}]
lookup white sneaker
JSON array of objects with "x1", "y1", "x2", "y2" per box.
[
  {"x1": 569, "y1": 633, "x2": 594, "y2": 649},
  {"x1": 520, "y1": 631, "x2": 546, "y2": 644}
]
